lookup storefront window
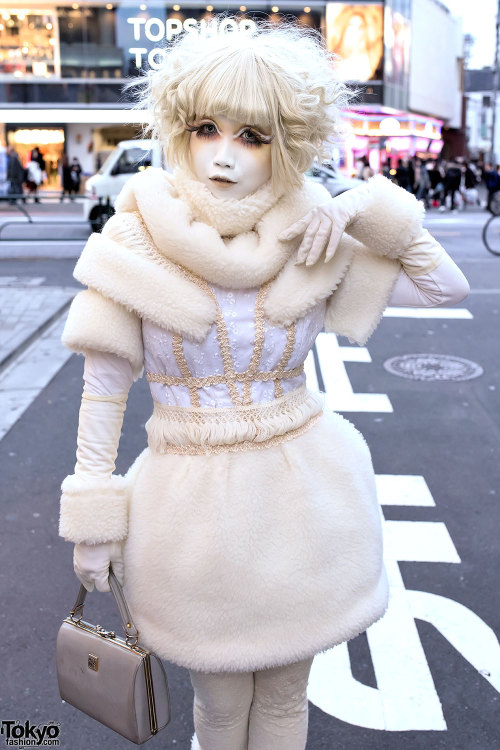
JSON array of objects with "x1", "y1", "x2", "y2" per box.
[
  {"x1": 58, "y1": 5, "x2": 123, "y2": 78},
  {"x1": 0, "y1": 4, "x2": 323, "y2": 87},
  {"x1": 0, "y1": 10, "x2": 57, "y2": 78},
  {"x1": 6, "y1": 126, "x2": 65, "y2": 186}
]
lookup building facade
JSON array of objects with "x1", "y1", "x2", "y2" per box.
[
  {"x1": 0, "y1": 0, "x2": 464, "y2": 185},
  {"x1": 465, "y1": 67, "x2": 498, "y2": 163}
]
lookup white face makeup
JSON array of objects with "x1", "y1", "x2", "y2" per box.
[{"x1": 188, "y1": 114, "x2": 273, "y2": 200}]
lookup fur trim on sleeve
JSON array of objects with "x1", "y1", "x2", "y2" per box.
[
  {"x1": 347, "y1": 175, "x2": 425, "y2": 258},
  {"x1": 59, "y1": 473, "x2": 128, "y2": 544},
  {"x1": 324, "y1": 246, "x2": 401, "y2": 345},
  {"x1": 74, "y1": 213, "x2": 217, "y2": 342},
  {"x1": 61, "y1": 290, "x2": 144, "y2": 380}
]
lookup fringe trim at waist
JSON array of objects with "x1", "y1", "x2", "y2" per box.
[{"x1": 146, "y1": 386, "x2": 324, "y2": 455}]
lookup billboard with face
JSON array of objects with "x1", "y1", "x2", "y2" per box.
[{"x1": 326, "y1": 3, "x2": 384, "y2": 82}]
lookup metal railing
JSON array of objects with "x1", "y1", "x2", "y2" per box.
[{"x1": 0, "y1": 192, "x2": 110, "y2": 241}]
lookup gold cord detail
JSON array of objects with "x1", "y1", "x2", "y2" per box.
[
  {"x1": 133, "y1": 212, "x2": 303, "y2": 408},
  {"x1": 171, "y1": 334, "x2": 201, "y2": 408},
  {"x1": 146, "y1": 365, "x2": 304, "y2": 388}
]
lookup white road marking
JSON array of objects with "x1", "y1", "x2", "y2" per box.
[
  {"x1": 383, "y1": 521, "x2": 461, "y2": 563},
  {"x1": 304, "y1": 350, "x2": 319, "y2": 391},
  {"x1": 309, "y1": 476, "x2": 500, "y2": 730},
  {"x1": 408, "y1": 590, "x2": 500, "y2": 694},
  {"x1": 0, "y1": 309, "x2": 72, "y2": 439},
  {"x1": 309, "y1": 559, "x2": 448, "y2": 730},
  {"x1": 384, "y1": 307, "x2": 473, "y2": 319},
  {"x1": 339, "y1": 346, "x2": 372, "y2": 362},
  {"x1": 314, "y1": 332, "x2": 393, "y2": 413},
  {"x1": 376, "y1": 474, "x2": 435, "y2": 506}
]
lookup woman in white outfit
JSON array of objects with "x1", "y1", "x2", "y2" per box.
[{"x1": 58, "y1": 22, "x2": 469, "y2": 750}]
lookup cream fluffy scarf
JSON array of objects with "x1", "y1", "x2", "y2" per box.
[
  {"x1": 73, "y1": 166, "x2": 419, "y2": 345},
  {"x1": 112, "y1": 166, "x2": 325, "y2": 290}
]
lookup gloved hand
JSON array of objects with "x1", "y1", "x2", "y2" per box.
[
  {"x1": 278, "y1": 182, "x2": 372, "y2": 266},
  {"x1": 73, "y1": 541, "x2": 125, "y2": 593},
  {"x1": 278, "y1": 180, "x2": 446, "y2": 276}
]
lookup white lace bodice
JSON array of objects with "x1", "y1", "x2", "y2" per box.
[{"x1": 142, "y1": 283, "x2": 326, "y2": 409}]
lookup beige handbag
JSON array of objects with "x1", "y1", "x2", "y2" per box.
[{"x1": 56, "y1": 566, "x2": 171, "y2": 744}]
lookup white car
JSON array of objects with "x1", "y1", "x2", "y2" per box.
[
  {"x1": 84, "y1": 139, "x2": 167, "y2": 231},
  {"x1": 305, "y1": 163, "x2": 363, "y2": 197}
]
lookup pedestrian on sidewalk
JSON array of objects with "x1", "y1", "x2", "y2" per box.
[
  {"x1": 24, "y1": 157, "x2": 43, "y2": 202},
  {"x1": 414, "y1": 157, "x2": 431, "y2": 208},
  {"x1": 462, "y1": 161, "x2": 480, "y2": 208},
  {"x1": 28, "y1": 146, "x2": 46, "y2": 202},
  {"x1": 58, "y1": 21, "x2": 470, "y2": 750},
  {"x1": 395, "y1": 158, "x2": 413, "y2": 192},
  {"x1": 70, "y1": 157, "x2": 82, "y2": 197},
  {"x1": 6, "y1": 146, "x2": 25, "y2": 204},
  {"x1": 484, "y1": 162, "x2": 500, "y2": 213},
  {"x1": 427, "y1": 160, "x2": 444, "y2": 207},
  {"x1": 59, "y1": 153, "x2": 74, "y2": 201},
  {"x1": 439, "y1": 159, "x2": 462, "y2": 211}
]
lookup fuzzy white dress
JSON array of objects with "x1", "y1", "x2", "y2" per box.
[
  {"x1": 59, "y1": 167, "x2": 469, "y2": 673},
  {"x1": 124, "y1": 284, "x2": 388, "y2": 673}
]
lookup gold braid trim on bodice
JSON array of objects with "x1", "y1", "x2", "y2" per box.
[{"x1": 146, "y1": 266, "x2": 302, "y2": 408}]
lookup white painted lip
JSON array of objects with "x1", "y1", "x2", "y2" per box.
[{"x1": 209, "y1": 175, "x2": 237, "y2": 184}]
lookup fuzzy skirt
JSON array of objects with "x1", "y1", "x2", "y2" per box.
[{"x1": 121, "y1": 407, "x2": 389, "y2": 673}]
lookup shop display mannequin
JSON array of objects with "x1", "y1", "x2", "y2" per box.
[{"x1": 59, "y1": 22, "x2": 469, "y2": 750}]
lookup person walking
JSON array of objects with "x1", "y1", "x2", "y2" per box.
[
  {"x1": 69, "y1": 156, "x2": 82, "y2": 197},
  {"x1": 6, "y1": 146, "x2": 25, "y2": 203},
  {"x1": 440, "y1": 159, "x2": 462, "y2": 211},
  {"x1": 58, "y1": 22, "x2": 470, "y2": 750},
  {"x1": 395, "y1": 158, "x2": 412, "y2": 192},
  {"x1": 24, "y1": 156, "x2": 43, "y2": 201},
  {"x1": 463, "y1": 161, "x2": 480, "y2": 208},
  {"x1": 427, "y1": 160, "x2": 444, "y2": 207},
  {"x1": 414, "y1": 157, "x2": 431, "y2": 208},
  {"x1": 59, "y1": 153, "x2": 74, "y2": 201},
  {"x1": 484, "y1": 162, "x2": 500, "y2": 213},
  {"x1": 27, "y1": 146, "x2": 46, "y2": 202}
]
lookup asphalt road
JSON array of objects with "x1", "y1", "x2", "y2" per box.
[{"x1": 0, "y1": 207, "x2": 499, "y2": 750}]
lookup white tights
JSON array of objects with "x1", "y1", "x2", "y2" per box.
[{"x1": 189, "y1": 656, "x2": 314, "y2": 750}]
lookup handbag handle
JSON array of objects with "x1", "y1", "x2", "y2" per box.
[{"x1": 69, "y1": 564, "x2": 140, "y2": 646}]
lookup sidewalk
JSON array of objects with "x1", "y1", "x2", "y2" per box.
[{"x1": 0, "y1": 276, "x2": 77, "y2": 439}]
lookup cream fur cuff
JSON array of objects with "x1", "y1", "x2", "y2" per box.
[
  {"x1": 347, "y1": 174, "x2": 425, "y2": 259},
  {"x1": 59, "y1": 473, "x2": 129, "y2": 544}
]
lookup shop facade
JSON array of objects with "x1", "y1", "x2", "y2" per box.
[{"x1": 0, "y1": 0, "x2": 463, "y2": 184}]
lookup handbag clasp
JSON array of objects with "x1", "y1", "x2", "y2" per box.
[{"x1": 95, "y1": 624, "x2": 116, "y2": 639}]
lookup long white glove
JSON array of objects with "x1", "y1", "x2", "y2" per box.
[
  {"x1": 59, "y1": 352, "x2": 134, "y2": 592},
  {"x1": 278, "y1": 180, "x2": 445, "y2": 275},
  {"x1": 74, "y1": 541, "x2": 125, "y2": 592}
]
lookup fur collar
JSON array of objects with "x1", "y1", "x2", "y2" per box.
[
  {"x1": 113, "y1": 167, "x2": 328, "y2": 290},
  {"x1": 173, "y1": 167, "x2": 282, "y2": 237},
  {"x1": 74, "y1": 169, "x2": 423, "y2": 344}
]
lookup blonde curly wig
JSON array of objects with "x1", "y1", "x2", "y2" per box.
[{"x1": 129, "y1": 18, "x2": 352, "y2": 192}]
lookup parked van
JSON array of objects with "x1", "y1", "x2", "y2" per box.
[{"x1": 84, "y1": 139, "x2": 168, "y2": 231}]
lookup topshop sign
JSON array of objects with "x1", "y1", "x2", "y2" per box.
[{"x1": 127, "y1": 16, "x2": 257, "y2": 69}]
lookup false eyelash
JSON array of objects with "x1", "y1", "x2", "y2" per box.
[{"x1": 184, "y1": 121, "x2": 273, "y2": 146}]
